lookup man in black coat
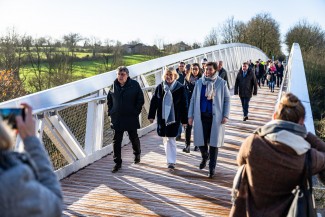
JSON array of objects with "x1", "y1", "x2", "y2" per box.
[
  {"x1": 254, "y1": 61, "x2": 265, "y2": 88},
  {"x1": 107, "y1": 66, "x2": 145, "y2": 173},
  {"x1": 234, "y1": 62, "x2": 258, "y2": 121},
  {"x1": 276, "y1": 61, "x2": 284, "y2": 87},
  {"x1": 218, "y1": 60, "x2": 229, "y2": 89}
]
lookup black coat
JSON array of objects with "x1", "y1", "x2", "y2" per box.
[
  {"x1": 276, "y1": 64, "x2": 284, "y2": 77},
  {"x1": 218, "y1": 67, "x2": 229, "y2": 88},
  {"x1": 234, "y1": 69, "x2": 258, "y2": 98},
  {"x1": 107, "y1": 77, "x2": 144, "y2": 131},
  {"x1": 148, "y1": 81, "x2": 188, "y2": 137},
  {"x1": 254, "y1": 64, "x2": 265, "y2": 78},
  {"x1": 176, "y1": 68, "x2": 186, "y2": 85},
  {"x1": 184, "y1": 75, "x2": 201, "y2": 107}
]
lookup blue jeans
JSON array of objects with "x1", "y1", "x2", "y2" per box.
[
  {"x1": 240, "y1": 97, "x2": 251, "y2": 117},
  {"x1": 269, "y1": 81, "x2": 275, "y2": 91}
]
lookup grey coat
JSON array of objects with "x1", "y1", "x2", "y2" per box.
[
  {"x1": 188, "y1": 77, "x2": 230, "y2": 147},
  {"x1": 0, "y1": 136, "x2": 62, "y2": 217}
]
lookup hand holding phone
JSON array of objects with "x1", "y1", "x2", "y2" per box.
[
  {"x1": 15, "y1": 104, "x2": 36, "y2": 140},
  {"x1": 0, "y1": 108, "x2": 25, "y2": 129}
]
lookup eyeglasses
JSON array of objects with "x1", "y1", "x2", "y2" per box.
[{"x1": 193, "y1": 68, "x2": 199, "y2": 71}]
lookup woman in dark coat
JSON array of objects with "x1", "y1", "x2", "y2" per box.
[
  {"x1": 148, "y1": 67, "x2": 188, "y2": 169},
  {"x1": 183, "y1": 63, "x2": 202, "y2": 153}
]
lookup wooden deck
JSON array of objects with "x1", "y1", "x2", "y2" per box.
[{"x1": 61, "y1": 86, "x2": 279, "y2": 217}]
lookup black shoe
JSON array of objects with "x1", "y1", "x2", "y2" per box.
[
  {"x1": 243, "y1": 116, "x2": 248, "y2": 121},
  {"x1": 208, "y1": 169, "x2": 215, "y2": 178},
  {"x1": 134, "y1": 155, "x2": 140, "y2": 164},
  {"x1": 183, "y1": 145, "x2": 190, "y2": 153},
  {"x1": 112, "y1": 164, "x2": 121, "y2": 173},
  {"x1": 168, "y1": 163, "x2": 175, "y2": 169},
  {"x1": 194, "y1": 146, "x2": 199, "y2": 151},
  {"x1": 199, "y1": 158, "x2": 207, "y2": 169}
]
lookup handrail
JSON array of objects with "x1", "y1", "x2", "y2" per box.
[{"x1": 275, "y1": 43, "x2": 315, "y2": 134}]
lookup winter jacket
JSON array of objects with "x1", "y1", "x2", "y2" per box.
[
  {"x1": 218, "y1": 68, "x2": 230, "y2": 88},
  {"x1": 276, "y1": 64, "x2": 284, "y2": 77},
  {"x1": 0, "y1": 136, "x2": 63, "y2": 217},
  {"x1": 254, "y1": 64, "x2": 265, "y2": 78},
  {"x1": 188, "y1": 77, "x2": 230, "y2": 147},
  {"x1": 184, "y1": 75, "x2": 201, "y2": 107},
  {"x1": 234, "y1": 69, "x2": 257, "y2": 98},
  {"x1": 230, "y1": 120, "x2": 325, "y2": 217},
  {"x1": 176, "y1": 68, "x2": 186, "y2": 85},
  {"x1": 107, "y1": 77, "x2": 145, "y2": 131},
  {"x1": 148, "y1": 81, "x2": 188, "y2": 137}
]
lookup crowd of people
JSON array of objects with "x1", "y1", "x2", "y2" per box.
[{"x1": 1, "y1": 55, "x2": 324, "y2": 216}]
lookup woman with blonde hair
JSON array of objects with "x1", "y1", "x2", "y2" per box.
[
  {"x1": 0, "y1": 104, "x2": 62, "y2": 216},
  {"x1": 148, "y1": 67, "x2": 188, "y2": 169},
  {"x1": 230, "y1": 93, "x2": 325, "y2": 216}
]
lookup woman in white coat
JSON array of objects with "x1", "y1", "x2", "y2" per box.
[{"x1": 188, "y1": 62, "x2": 230, "y2": 178}]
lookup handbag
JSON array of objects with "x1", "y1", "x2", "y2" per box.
[{"x1": 286, "y1": 150, "x2": 317, "y2": 217}]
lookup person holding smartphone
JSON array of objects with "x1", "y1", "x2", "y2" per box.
[{"x1": 0, "y1": 104, "x2": 63, "y2": 217}]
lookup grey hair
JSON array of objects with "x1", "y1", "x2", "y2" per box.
[{"x1": 116, "y1": 66, "x2": 129, "y2": 75}]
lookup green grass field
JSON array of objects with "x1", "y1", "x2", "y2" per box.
[{"x1": 20, "y1": 54, "x2": 154, "y2": 92}]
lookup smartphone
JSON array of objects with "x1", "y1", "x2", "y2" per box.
[{"x1": 0, "y1": 108, "x2": 26, "y2": 129}]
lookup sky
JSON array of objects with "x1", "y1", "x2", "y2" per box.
[{"x1": 1, "y1": 0, "x2": 325, "y2": 54}]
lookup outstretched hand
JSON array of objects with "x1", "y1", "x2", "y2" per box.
[{"x1": 16, "y1": 103, "x2": 36, "y2": 140}]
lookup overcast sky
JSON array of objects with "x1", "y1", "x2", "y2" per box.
[{"x1": 1, "y1": 0, "x2": 324, "y2": 54}]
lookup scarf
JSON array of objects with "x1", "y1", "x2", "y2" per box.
[
  {"x1": 255, "y1": 120, "x2": 309, "y2": 155},
  {"x1": 189, "y1": 74, "x2": 199, "y2": 85},
  {"x1": 162, "y1": 80, "x2": 177, "y2": 126},
  {"x1": 202, "y1": 73, "x2": 218, "y2": 100}
]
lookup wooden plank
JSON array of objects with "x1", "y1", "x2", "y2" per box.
[{"x1": 60, "y1": 86, "x2": 279, "y2": 217}]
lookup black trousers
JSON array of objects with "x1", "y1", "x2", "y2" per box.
[
  {"x1": 113, "y1": 130, "x2": 141, "y2": 165},
  {"x1": 199, "y1": 113, "x2": 219, "y2": 170},
  {"x1": 277, "y1": 76, "x2": 283, "y2": 87},
  {"x1": 185, "y1": 124, "x2": 192, "y2": 146},
  {"x1": 240, "y1": 97, "x2": 251, "y2": 117}
]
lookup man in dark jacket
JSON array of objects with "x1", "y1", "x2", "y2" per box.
[
  {"x1": 218, "y1": 60, "x2": 229, "y2": 89},
  {"x1": 254, "y1": 61, "x2": 265, "y2": 88},
  {"x1": 107, "y1": 66, "x2": 145, "y2": 173},
  {"x1": 176, "y1": 61, "x2": 186, "y2": 85},
  {"x1": 234, "y1": 62, "x2": 258, "y2": 121},
  {"x1": 276, "y1": 61, "x2": 284, "y2": 87}
]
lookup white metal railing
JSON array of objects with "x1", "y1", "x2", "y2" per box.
[
  {"x1": 276, "y1": 43, "x2": 315, "y2": 134},
  {"x1": 0, "y1": 43, "x2": 268, "y2": 179}
]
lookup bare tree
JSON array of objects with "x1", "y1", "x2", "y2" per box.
[{"x1": 203, "y1": 28, "x2": 219, "y2": 47}]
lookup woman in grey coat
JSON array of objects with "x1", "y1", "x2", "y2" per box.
[
  {"x1": 0, "y1": 104, "x2": 62, "y2": 217},
  {"x1": 188, "y1": 62, "x2": 230, "y2": 178}
]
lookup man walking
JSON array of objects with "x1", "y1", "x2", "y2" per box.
[
  {"x1": 254, "y1": 60, "x2": 265, "y2": 88},
  {"x1": 218, "y1": 60, "x2": 229, "y2": 88},
  {"x1": 276, "y1": 61, "x2": 284, "y2": 87},
  {"x1": 234, "y1": 62, "x2": 257, "y2": 121},
  {"x1": 107, "y1": 66, "x2": 145, "y2": 173}
]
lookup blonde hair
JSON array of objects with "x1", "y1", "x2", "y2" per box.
[
  {"x1": 275, "y1": 93, "x2": 305, "y2": 123},
  {"x1": 162, "y1": 66, "x2": 179, "y2": 81},
  {"x1": 0, "y1": 121, "x2": 13, "y2": 150}
]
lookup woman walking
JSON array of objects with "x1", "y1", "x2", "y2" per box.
[
  {"x1": 148, "y1": 67, "x2": 188, "y2": 169},
  {"x1": 267, "y1": 62, "x2": 277, "y2": 92},
  {"x1": 188, "y1": 62, "x2": 230, "y2": 178},
  {"x1": 183, "y1": 63, "x2": 202, "y2": 153},
  {"x1": 230, "y1": 93, "x2": 325, "y2": 216}
]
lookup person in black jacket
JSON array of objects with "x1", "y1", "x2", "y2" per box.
[
  {"x1": 254, "y1": 60, "x2": 265, "y2": 88},
  {"x1": 276, "y1": 61, "x2": 284, "y2": 87},
  {"x1": 218, "y1": 60, "x2": 229, "y2": 89},
  {"x1": 183, "y1": 63, "x2": 202, "y2": 153},
  {"x1": 148, "y1": 67, "x2": 188, "y2": 169},
  {"x1": 176, "y1": 61, "x2": 186, "y2": 85},
  {"x1": 107, "y1": 66, "x2": 145, "y2": 173},
  {"x1": 234, "y1": 62, "x2": 258, "y2": 121}
]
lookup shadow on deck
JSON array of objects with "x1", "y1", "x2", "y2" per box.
[{"x1": 61, "y1": 86, "x2": 278, "y2": 217}]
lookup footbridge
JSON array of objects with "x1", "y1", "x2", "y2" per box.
[{"x1": 0, "y1": 43, "x2": 314, "y2": 216}]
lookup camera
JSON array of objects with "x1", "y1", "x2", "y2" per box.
[{"x1": 0, "y1": 108, "x2": 26, "y2": 129}]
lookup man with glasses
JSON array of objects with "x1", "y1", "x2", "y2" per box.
[{"x1": 107, "y1": 66, "x2": 145, "y2": 173}]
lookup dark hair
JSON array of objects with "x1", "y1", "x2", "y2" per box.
[
  {"x1": 206, "y1": 61, "x2": 218, "y2": 70},
  {"x1": 242, "y1": 62, "x2": 249, "y2": 66},
  {"x1": 117, "y1": 66, "x2": 129, "y2": 75},
  {"x1": 179, "y1": 61, "x2": 185, "y2": 65},
  {"x1": 275, "y1": 93, "x2": 305, "y2": 123},
  {"x1": 185, "y1": 63, "x2": 202, "y2": 81}
]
